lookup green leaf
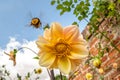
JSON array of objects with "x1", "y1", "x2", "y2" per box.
[
  {"x1": 63, "y1": 1, "x2": 69, "y2": 6},
  {"x1": 80, "y1": 1, "x2": 84, "y2": 6},
  {"x1": 98, "y1": 51, "x2": 104, "y2": 57},
  {"x1": 43, "y1": 24, "x2": 50, "y2": 30},
  {"x1": 108, "y1": 2, "x2": 115, "y2": 10},
  {"x1": 56, "y1": 4, "x2": 63, "y2": 10},
  {"x1": 73, "y1": 9, "x2": 79, "y2": 17},
  {"x1": 72, "y1": 21, "x2": 79, "y2": 27},
  {"x1": 60, "y1": 10, "x2": 65, "y2": 15},
  {"x1": 27, "y1": 72, "x2": 30, "y2": 77},
  {"x1": 51, "y1": 1, "x2": 56, "y2": 5},
  {"x1": 33, "y1": 56, "x2": 39, "y2": 59},
  {"x1": 78, "y1": 16, "x2": 83, "y2": 21},
  {"x1": 63, "y1": 1, "x2": 72, "y2": 6},
  {"x1": 67, "y1": 7, "x2": 71, "y2": 12},
  {"x1": 57, "y1": 0, "x2": 60, "y2": 4},
  {"x1": 74, "y1": 0, "x2": 77, "y2": 3},
  {"x1": 118, "y1": 0, "x2": 120, "y2": 3},
  {"x1": 7, "y1": 72, "x2": 10, "y2": 76},
  {"x1": 100, "y1": 75, "x2": 104, "y2": 80},
  {"x1": 105, "y1": 47, "x2": 109, "y2": 52},
  {"x1": 17, "y1": 73, "x2": 21, "y2": 80},
  {"x1": 108, "y1": 10, "x2": 115, "y2": 16},
  {"x1": 72, "y1": 21, "x2": 77, "y2": 25},
  {"x1": 55, "y1": 75, "x2": 68, "y2": 80},
  {"x1": 84, "y1": 6, "x2": 89, "y2": 11},
  {"x1": 71, "y1": 4, "x2": 74, "y2": 8},
  {"x1": 14, "y1": 49, "x2": 17, "y2": 54},
  {"x1": 2, "y1": 65, "x2": 5, "y2": 68}
]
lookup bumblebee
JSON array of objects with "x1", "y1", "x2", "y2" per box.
[{"x1": 30, "y1": 17, "x2": 42, "y2": 28}]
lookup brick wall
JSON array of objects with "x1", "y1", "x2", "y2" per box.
[{"x1": 69, "y1": 18, "x2": 120, "y2": 80}]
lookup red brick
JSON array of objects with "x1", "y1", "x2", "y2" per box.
[
  {"x1": 117, "y1": 53, "x2": 120, "y2": 57},
  {"x1": 102, "y1": 55, "x2": 108, "y2": 62},
  {"x1": 72, "y1": 18, "x2": 120, "y2": 80},
  {"x1": 74, "y1": 74, "x2": 85, "y2": 80},
  {"x1": 107, "y1": 57, "x2": 116, "y2": 66},
  {"x1": 89, "y1": 47, "x2": 98, "y2": 56},
  {"x1": 110, "y1": 70, "x2": 120, "y2": 79},
  {"x1": 109, "y1": 34, "x2": 114, "y2": 39},
  {"x1": 115, "y1": 59, "x2": 120, "y2": 69},
  {"x1": 104, "y1": 66, "x2": 112, "y2": 74},
  {"x1": 116, "y1": 75, "x2": 120, "y2": 80},
  {"x1": 89, "y1": 37, "x2": 98, "y2": 47},
  {"x1": 113, "y1": 37, "x2": 120, "y2": 45},
  {"x1": 117, "y1": 43, "x2": 120, "y2": 50},
  {"x1": 82, "y1": 64, "x2": 89, "y2": 70},
  {"x1": 108, "y1": 49, "x2": 118, "y2": 59}
]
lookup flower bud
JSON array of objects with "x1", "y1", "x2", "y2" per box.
[
  {"x1": 112, "y1": 63, "x2": 118, "y2": 69},
  {"x1": 93, "y1": 58, "x2": 101, "y2": 68},
  {"x1": 98, "y1": 68, "x2": 104, "y2": 74},
  {"x1": 85, "y1": 73, "x2": 93, "y2": 80}
]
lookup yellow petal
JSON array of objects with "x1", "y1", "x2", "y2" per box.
[
  {"x1": 39, "y1": 52, "x2": 56, "y2": 67},
  {"x1": 58, "y1": 56, "x2": 71, "y2": 74},
  {"x1": 63, "y1": 25, "x2": 79, "y2": 42},
  {"x1": 68, "y1": 45, "x2": 88, "y2": 59},
  {"x1": 70, "y1": 59, "x2": 82, "y2": 71},
  {"x1": 49, "y1": 57, "x2": 58, "y2": 69},
  {"x1": 36, "y1": 36, "x2": 52, "y2": 51},
  {"x1": 70, "y1": 36, "x2": 88, "y2": 45},
  {"x1": 36, "y1": 36, "x2": 49, "y2": 46},
  {"x1": 50, "y1": 22, "x2": 63, "y2": 40},
  {"x1": 86, "y1": 73, "x2": 93, "y2": 80},
  {"x1": 71, "y1": 44, "x2": 88, "y2": 53},
  {"x1": 43, "y1": 28, "x2": 51, "y2": 40}
]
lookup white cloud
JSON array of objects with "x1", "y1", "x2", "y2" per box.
[
  {"x1": 0, "y1": 37, "x2": 50, "y2": 80},
  {"x1": 5, "y1": 37, "x2": 21, "y2": 51}
]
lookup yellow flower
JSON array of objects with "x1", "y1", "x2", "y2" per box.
[
  {"x1": 36, "y1": 22, "x2": 88, "y2": 74},
  {"x1": 4, "y1": 51, "x2": 16, "y2": 66},
  {"x1": 34, "y1": 68, "x2": 42, "y2": 74},
  {"x1": 98, "y1": 68, "x2": 104, "y2": 74},
  {"x1": 93, "y1": 58, "x2": 101, "y2": 68},
  {"x1": 85, "y1": 73, "x2": 93, "y2": 80},
  {"x1": 112, "y1": 63, "x2": 118, "y2": 69}
]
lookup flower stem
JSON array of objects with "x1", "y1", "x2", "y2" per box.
[
  {"x1": 47, "y1": 69, "x2": 52, "y2": 80},
  {"x1": 50, "y1": 70, "x2": 55, "y2": 80},
  {"x1": 60, "y1": 71, "x2": 63, "y2": 80},
  {"x1": 17, "y1": 47, "x2": 38, "y2": 55}
]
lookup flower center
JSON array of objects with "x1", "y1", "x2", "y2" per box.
[{"x1": 55, "y1": 43, "x2": 67, "y2": 53}]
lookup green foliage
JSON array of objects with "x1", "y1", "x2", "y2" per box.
[
  {"x1": 51, "y1": 0, "x2": 90, "y2": 17},
  {"x1": 55, "y1": 75, "x2": 68, "y2": 80},
  {"x1": 51, "y1": 0, "x2": 56, "y2": 5},
  {"x1": 0, "y1": 65, "x2": 11, "y2": 79},
  {"x1": 14, "y1": 49, "x2": 17, "y2": 55},
  {"x1": 17, "y1": 74, "x2": 21, "y2": 80},
  {"x1": 43, "y1": 24, "x2": 50, "y2": 30},
  {"x1": 33, "y1": 56, "x2": 39, "y2": 59},
  {"x1": 89, "y1": 0, "x2": 120, "y2": 34},
  {"x1": 51, "y1": 0, "x2": 120, "y2": 35},
  {"x1": 72, "y1": 21, "x2": 79, "y2": 27},
  {"x1": 0, "y1": 65, "x2": 41, "y2": 79},
  {"x1": 99, "y1": 75, "x2": 104, "y2": 80}
]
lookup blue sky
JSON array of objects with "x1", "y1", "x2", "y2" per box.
[{"x1": 0, "y1": 0, "x2": 89, "y2": 48}]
